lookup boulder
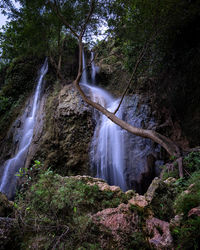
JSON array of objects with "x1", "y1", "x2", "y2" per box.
[
  {"x1": 188, "y1": 207, "x2": 200, "y2": 217},
  {"x1": 0, "y1": 192, "x2": 13, "y2": 217},
  {"x1": 146, "y1": 217, "x2": 173, "y2": 250},
  {"x1": 170, "y1": 214, "x2": 183, "y2": 228},
  {"x1": 92, "y1": 203, "x2": 139, "y2": 248},
  {"x1": 61, "y1": 175, "x2": 124, "y2": 197},
  {"x1": 129, "y1": 194, "x2": 148, "y2": 208}
]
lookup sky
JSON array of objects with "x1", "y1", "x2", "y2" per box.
[
  {"x1": 0, "y1": 1, "x2": 21, "y2": 29},
  {"x1": 0, "y1": 14, "x2": 8, "y2": 29}
]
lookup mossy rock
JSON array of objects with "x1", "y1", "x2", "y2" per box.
[{"x1": 0, "y1": 192, "x2": 13, "y2": 217}]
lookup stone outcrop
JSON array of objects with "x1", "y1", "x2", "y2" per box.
[
  {"x1": 92, "y1": 203, "x2": 139, "y2": 249},
  {"x1": 146, "y1": 217, "x2": 173, "y2": 250},
  {"x1": 127, "y1": 177, "x2": 175, "y2": 209},
  {"x1": 188, "y1": 207, "x2": 200, "y2": 217},
  {"x1": 33, "y1": 84, "x2": 94, "y2": 175},
  {"x1": 129, "y1": 193, "x2": 148, "y2": 208}
]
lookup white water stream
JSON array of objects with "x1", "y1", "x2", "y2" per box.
[
  {"x1": 81, "y1": 52, "x2": 127, "y2": 191},
  {"x1": 0, "y1": 59, "x2": 48, "y2": 199}
]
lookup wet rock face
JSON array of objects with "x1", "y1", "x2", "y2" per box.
[
  {"x1": 36, "y1": 84, "x2": 94, "y2": 175},
  {"x1": 121, "y1": 96, "x2": 163, "y2": 194}
]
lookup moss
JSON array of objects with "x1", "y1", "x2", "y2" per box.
[
  {"x1": 171, "y1": 152, "x2": 200, "y2": 249},
  {"x1": 126, "y1": 231, "x2": 150, "y2": 250},
  {"x1": 172, "y1": 217, "x2": 200, "y2": 250},
  {"x1": 150, "y1": 181, "x2": 177, "y2": 221},
  {"x1": 174, "y1": 172, "x2": 200, "y2": 216}
]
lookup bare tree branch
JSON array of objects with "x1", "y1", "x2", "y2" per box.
[
  {"x1": 49, "y1": 55, "x2": 66, "y2": 83},
  {"x1": 80, "y1": 0, "x2": 95, "y2": 38},
  {"x1": 47, "y1": 0, "x2": 79, "y2": 39},
  {"x1": 113, "y1": 42, "x2": 148, "y2": 114}
]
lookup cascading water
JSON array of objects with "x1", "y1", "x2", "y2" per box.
[
  {"x1": 91, "y1": 52, "x2": 96, "y2": 84},
  {"x1": 0, "y1": 59, "x2": 48, "y2": 199},
  {"x1": 82, "y1": 51, "x2": 162, "y2": 192},
  {"x1": 81, "y1": 52, "x2": 127, "y2": 191},
  {"x1": 82, "y1": 50, "x2": 87, "y2": 83}
]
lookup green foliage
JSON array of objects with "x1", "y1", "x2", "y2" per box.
[
  {"x1": 29, "y1": 173, "x2": 127, "y2": 214},
  {"x1": 172, "y1": 217, "x2": 200, "y2": 250},
  {"x1": 15, "y1": 170, "x2": 129, "y2": 249},
  {"x1": 150, "y1": 181, "x2": 177, "y2": 221},
  {"x1": 0, "y1": 6, "x2": 50, "y2": 59},
  {"x1": 162, "y1": 152, "x2": 200, "y2": 181},
  {"x1": 184, "y1": 151, "x2": 200, "y2": 174},
  {"x1": 127, "y1": 231, "x2": 149, "y2": 250},
  {"x1": 16, "y1": 160, "x2": 42, "y2": 178},
  {"x1": 174, "y1": 170, "x2": 200, "y2": 216},
  {"x1": 172, "y1": 158, "x2": 200, "y2": 249},
  {"x1": 0, "y1": 0, "x2": 109, "y2": 60},
  {"x1": 0, "y1": 96, "x2": 12, "y2": 115},
  {"x1": 162, "y1": 165, "x2": 179, "y2": 180}
]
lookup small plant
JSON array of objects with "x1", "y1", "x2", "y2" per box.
[
  {"x1": 15, "y1": 160, "x2": 43, "y2": 191},
  {"x1": 16, "y1": 167, "x2": 28, "y2": 177},
  {"x1": 170, "y1": 155, "x2": 177, "y2": 161},
  {"x1": 184, "y1": 151, "x2": 200, "y2": 174}
]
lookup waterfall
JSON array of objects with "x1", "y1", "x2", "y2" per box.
[
  {"x1": 91, "y1": 52, "x2": 99, "y2": 85},
  {"x1": 81, "y1": 50, "x2": 87, "y2": 83},
  {"x1": 81, "y1": 52, "x2": 127, "y2": 191},
  {"x1": 91, "y1": 52, "x2": 96, "y2": 84},
  {"x1": 0, "y1": 59, "x2": 48, "y2": 199},
  {"x1": 82, "y1": 51, "x2": 162, "y2": 192}
]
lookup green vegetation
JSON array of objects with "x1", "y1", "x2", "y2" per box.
[
  {"x1": 14, "y1": 166, "x2": 130, "y2": 249},
  {"x1": 172, "y1": 217, "x2": 200, "y2": 250},
  {"x1": 169, "y1": 152, "x2": 200, "y2": 249},
  {"x1": 150, "y1": 181, "x2": 177, "y2": 221}
]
